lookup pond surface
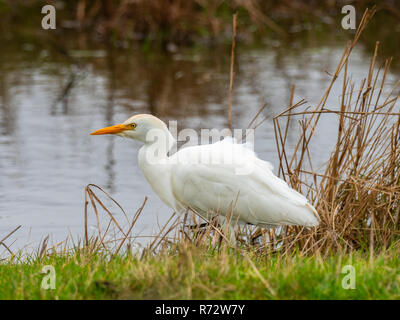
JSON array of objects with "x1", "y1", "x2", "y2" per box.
[{"x1": 0, "y1": 33, "x2": 398, "y2": 252}]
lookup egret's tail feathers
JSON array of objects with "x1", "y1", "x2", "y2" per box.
[{"x1": 304, "y1": 203, "x2": 320, "y2": 227}]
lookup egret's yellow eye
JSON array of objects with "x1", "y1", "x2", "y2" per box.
[{"x1": 129, "y1": 123, "x2": 137, "y2": 129}]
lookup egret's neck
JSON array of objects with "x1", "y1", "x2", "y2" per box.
[
  {"x1": 138, "y1": 127, "x2": 175, "y2": 163},
  {"x1": 137, "y1": 127, "x2": 177, "y2": 209}
]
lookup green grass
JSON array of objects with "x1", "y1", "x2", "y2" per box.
[{"x1": 1, "y1": 246, "x2": 399, "y2": 300}]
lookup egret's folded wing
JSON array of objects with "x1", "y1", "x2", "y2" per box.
[{"x1": 169, "y1": 141, "x2": 319, "y2": 227}]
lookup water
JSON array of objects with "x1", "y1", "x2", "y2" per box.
[{"x1": 0, "y1": 35, "x2": 398, "y2": 252}]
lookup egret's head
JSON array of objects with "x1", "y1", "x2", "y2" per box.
[{"x1": 91, "y1": 114, "x2": 169, "y2": 143}]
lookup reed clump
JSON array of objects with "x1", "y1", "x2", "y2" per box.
[{"x1": 272, "y1": 7, "x2": 400, "y2": 255}]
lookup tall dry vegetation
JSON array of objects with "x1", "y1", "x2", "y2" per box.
[{"x1": 272, "y1": 7, "x2": 400, "y2": 255}]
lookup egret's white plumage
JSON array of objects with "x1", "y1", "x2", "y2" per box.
[{"x1": 91, "y1": 114, "x2": 319, "y2": 230}]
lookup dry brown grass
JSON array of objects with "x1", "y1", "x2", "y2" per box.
[{"x1": 271, "y1": 7, "x2": 400, "y2": 255}]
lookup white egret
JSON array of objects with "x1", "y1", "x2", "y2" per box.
[{"x1": 91, "y1": 114, "x2": 319, "y2": 234}]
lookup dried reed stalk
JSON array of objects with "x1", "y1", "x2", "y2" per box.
[{"x1": 228, "y1": 13, "x2": 237, "y2": 132}]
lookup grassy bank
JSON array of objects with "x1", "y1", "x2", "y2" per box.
[{"x1": 1, "y1": 245, "x2": 400, "y2": 300}]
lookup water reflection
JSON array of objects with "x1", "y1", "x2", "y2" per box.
[{"x1": 104, "y1": 45, "x2": 117, "y2": 193}]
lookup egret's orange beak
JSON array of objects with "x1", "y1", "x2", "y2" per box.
[{"x1": 90, "y1": 124, "x2": 128, "y2": 135}]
